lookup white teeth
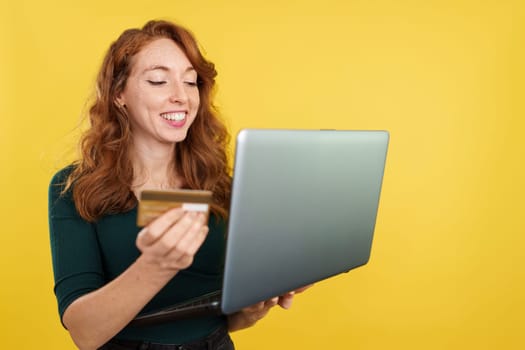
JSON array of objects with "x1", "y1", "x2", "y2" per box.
[{"x1": 161, "y1": 112, "x2": 185, "y2": 121}]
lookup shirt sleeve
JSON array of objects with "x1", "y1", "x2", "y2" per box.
[{"x1": 48, "y1": 167, "x2": 105, "y2": 323}]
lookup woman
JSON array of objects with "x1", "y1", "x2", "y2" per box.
[{"x1": 48, "y1": 20, "x2": 297, "y2": 350}]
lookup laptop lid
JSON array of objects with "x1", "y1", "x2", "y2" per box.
[{"x1": 221, "y1": 129, "x2": 389, "y2": 314}]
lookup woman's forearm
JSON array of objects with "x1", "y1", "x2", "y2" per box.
[{"x1": 62, "y1": 255, "x2": 177, "y2": 350}]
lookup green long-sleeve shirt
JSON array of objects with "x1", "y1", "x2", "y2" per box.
[{"x1": 48, "y1": 166, "x2": 227, "y2": 343}]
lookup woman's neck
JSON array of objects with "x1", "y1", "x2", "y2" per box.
[{"x1": 130, "y1": 140, "x2": 181, "y2": 193}]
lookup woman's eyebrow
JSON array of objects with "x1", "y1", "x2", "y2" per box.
[{"x1": 142, "y1": 65, "x2": 196, "y2": 74}]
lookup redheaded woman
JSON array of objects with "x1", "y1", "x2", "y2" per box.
[{"x1": 48, "y1": 20, "x2": 295, "y2": 350}]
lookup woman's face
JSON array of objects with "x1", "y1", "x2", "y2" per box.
[{"x1": 118, "y1": 38, "x2": 200, "y2": 147}]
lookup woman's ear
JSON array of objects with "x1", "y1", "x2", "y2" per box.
[{"x1": 115, "y1": 95, "x2": 126, "y2": 108}]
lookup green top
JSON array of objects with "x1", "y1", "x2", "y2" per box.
[{"x1": 48, "y1": 166, "x2": 228, "y2": 343}]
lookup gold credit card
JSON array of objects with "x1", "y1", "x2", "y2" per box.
[{"x1": 137, "y1": 189, "x2": 213, "y2": 227}]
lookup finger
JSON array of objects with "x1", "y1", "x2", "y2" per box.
[
  {"x1": 169, "y1": 225, "x2": 209, "y2": 270},
  {"x1": 183, "y1": 225, "x2": 209, "y2": 258},
  {"x1": 278, "y1": 292, "x2": 294, "y2": 309},
  {"x1": 265, "y1": 297, "x2": 279, "y2": 308},
  {"x1": 137, "y1": 208, "x2": 184, "y2": 247},
  {"x1": 171, "y1": 253, "x2": 194, "y2": 271},
  {"x1": 162, "y1": 213, "x2": 205, "y2": 261},
  {"x1": 170, "y1": 213, "x2": 207, "y2": 257},
  {"x1": 185, "y1": 215, "x2": 209, "y2": 255},
  {"x1": 144, "y1": 211, "x2": 197, "y2": 257}
]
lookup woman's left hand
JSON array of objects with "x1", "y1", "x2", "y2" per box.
[{"x1": 227, "y1": 284, "x2": 313, "y2": 332}]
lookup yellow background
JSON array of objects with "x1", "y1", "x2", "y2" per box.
[{"x1": 1, "y1": 0, "x2": 524, "y2": 348}]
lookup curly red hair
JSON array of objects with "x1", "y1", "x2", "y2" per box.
[{"x1": 64, "y1": 20, "x2": 231, "y2": 221}]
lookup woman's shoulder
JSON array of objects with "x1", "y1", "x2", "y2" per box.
[
  {"x1": 48, "y1": 164, "x2": 77, "y2": 203},
  {"x1": 50, "y1": 164, "x2": 76, "y2": 186},
  {"x1": 49, "y1": 164, "x2": 86, "y2": 220}
]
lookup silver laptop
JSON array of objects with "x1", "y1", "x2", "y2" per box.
[{"x1": 131, "y1": 129, "x2": 389, "y2": 326}]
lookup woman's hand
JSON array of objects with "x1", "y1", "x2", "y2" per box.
[
  {"x1": 227, "y1": 297, "x2": 279, "y2": 332},
  {"x1": 136, "y1": 208, "x2": 209, "y2": 275},
  {"x1": 227, "y1": 284, "x2": 314, "y2": 332}
]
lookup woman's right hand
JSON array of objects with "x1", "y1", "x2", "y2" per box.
[{"x1": 135, "y1": 208, "x2": 209, "y2": 274}]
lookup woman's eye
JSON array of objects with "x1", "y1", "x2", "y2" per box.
[
  {"x1": 185, "y1": 81, "x2": 198, "y2": 87},
  {"x1": 147, "y1": 80, "x2": 166, "y2": 86}
]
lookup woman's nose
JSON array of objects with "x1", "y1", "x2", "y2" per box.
[{"x1": 168, "y1": 81, "x2": 188, "y2": 103}]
